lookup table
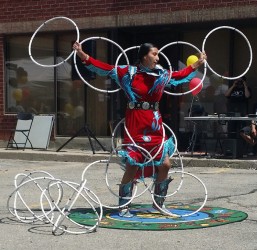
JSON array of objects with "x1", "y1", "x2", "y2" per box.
[
  {"x1": 184, "y1": 116, "x2": 257, "y2": 122},
  {"x1": 183, "y1": 116, "x2": 256, "y2": 157}
]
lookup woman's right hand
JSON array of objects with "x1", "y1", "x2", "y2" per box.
[
  {"x1": 72, "y1": 42, "x2": 89, "y2": 61},
  {"x1": 73, "y1": 42, "x2": 82, "y2": 52}
]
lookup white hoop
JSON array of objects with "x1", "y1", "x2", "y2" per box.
[
  {"x1": 159, "y1": 41, "x2": 207, "y2": 96},
  {"x1": 124, "y1": 122, "x2": 165, "y2": 165},
  {"x1": 107, "y1": 144, "x2": 155, "y2": 201},
  {"x1": 202, "y1": 26, "x2": 252, "y2": 80},
  {"x1": 111, "y1": 119, "x2": 177, "y2": 165},
  {"x1": 81, "y1": 159, "x2": 137, "y2": 209},
  {"x1": 148, "y1": 149, "x2": 185, "y2": 203},
  {"x1": 40, "y1": 179, "x2": 103, "y2": 235},
  {"x1": 74, "y1": 37, "x2": 129, "y2": 93},
  {"x1": 111, "y1": 118, "x2": 125, "y2": 153},
  {"x1": 151, "y1": 171, "x2": 208, "y2": 217},
  {"x1": 7, "y1": 173, "x2": 62, "y2": 223},
  {"x1": 28, "y1": 16, "x2": 80, "y2": 67},
  {"x1": 111, "y1": 118, "x2": 166, "y2": 166},
  {"x1": 115, "y1": 46, "x2": 172, "y2": 82},
  {"x1": 110, "y1": 120, "x2": 182, "y2": 200},
  {"x1": 81, "y1": 154, "x2": 146, "y2": 209},
  {"x1": 115, "y1": 46, "x2": 139, "y2": 75}
]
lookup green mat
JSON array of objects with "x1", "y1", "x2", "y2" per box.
[{"x1": 69, "y1": 204, "x2": 248, "y2": 230}]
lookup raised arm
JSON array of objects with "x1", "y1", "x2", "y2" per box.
[
  {"x1": 168, "y1": 52, "x2": 207, "y2": 86},
  {"x1": 72, "y1": 42, "x2": 128, "y2": 81},
  {"x1": 73, "y1": 42, "x2": 89, "y2": 61}
]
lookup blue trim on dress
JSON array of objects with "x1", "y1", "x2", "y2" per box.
[
  {"x1": 117, "y1": 137, "x2": 175, "y2": 169},
  {"x1": 86, "y1": 63, "x2": 197, "y2": 100},
  {"x1": 120, "y1": 66, "x2": 141, "y2": 102},
  {"x1": 166, "y1": 71, "x2": 197, "y2": 87}
]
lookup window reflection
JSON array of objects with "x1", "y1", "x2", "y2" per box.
[
  {"x1": 6, "y1": 35, "x2": 55, "y2": 114},
  {"x1": 5, "y1": 32, "x2": 110, "y2": 136}
]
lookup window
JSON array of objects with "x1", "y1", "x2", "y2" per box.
[
  {"x1": 5, "y1": 35, "x2": 55, "y2": 114},
  {"x1": 5, "y1": 31, "x2": 110, "y2": 136}
]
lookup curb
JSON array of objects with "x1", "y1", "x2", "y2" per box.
[{"x1": 1, "y1": 148, "x2": 257, "y2": 170}]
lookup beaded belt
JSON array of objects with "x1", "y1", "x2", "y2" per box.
[{"x1": 127, "y1": 101, "x2": 159, "y2": 111}]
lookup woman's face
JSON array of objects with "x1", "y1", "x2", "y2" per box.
[{"x1": 142, "y1": 47, "x2": 159, "y2": 69}]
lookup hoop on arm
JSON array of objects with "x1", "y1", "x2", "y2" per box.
[
  {"x1": 159, "y1": 41, "x2": 207, "y2": 96},
  {"x1": 111, "y1": 118, "x2": 165, "y2": 166},
  {"x1": 202, "y1": 26, "x2": 252, "y2": 80},
  {"x1": 74, "y1": 37, "x2": 130, "y2": 93},
  {"x1": 28, "y1": 16, "x2": 80, "y2": 68},
  {"x1": 115, "y1": 46, "x2": 172, "y2": 81}
]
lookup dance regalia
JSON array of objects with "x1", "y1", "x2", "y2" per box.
[{"x1": 83, "y1": 57, "x2": 196, "y2": 178}]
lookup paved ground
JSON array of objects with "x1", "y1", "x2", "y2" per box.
[{"x1": 0, "y1": 157, "x2": 257, "y2": 250}]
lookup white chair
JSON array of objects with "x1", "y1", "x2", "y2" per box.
[{"x1": 7, "y1": 113, "x2": 34, "y2": 150}]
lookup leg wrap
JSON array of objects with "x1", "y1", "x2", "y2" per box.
[
  {"x1": 119, "y1": 181, "x2": 133, "y2": 207},
  {"x1": 153, "y1": 177, "x2": 173, "y2": 207}
]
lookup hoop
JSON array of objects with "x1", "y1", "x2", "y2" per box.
[
  {"x1": 28, "y1": 16, "x2": 80, "y2": 68},
  {"x1": 107, "y1": 144, "x2": 154, "y2": 201},
  {"x1": 111, "y1": 118, "x2": 166, "y2": 166},
  {"x1": 115, "y1": 46, "x2": 172, "y2": 82},
  {"x1": 151, "y1": 171, "x2": 208, "y2": 217},
  {"x1": 40, "y1": 179, "x2": 102, "y2": 235},
  {"x1": 124, "y1": 122, "x2": 165, "y2": 165},
  {"x1": 110, "y1": 120, "x2": 182, "y2": 200},
  {"x1": 74, "y1": 37, "x2": 129, "y2": 93},
  {"x1": 202, "y1": 26, "x2": 252, "y2": 80},
  {"x1": 149, "y1": 149, "x2": 185, "y2": 201},
  {"x1": 115, "y1": 46, "x2": 139, "y2": 78},
  {"x1": 81, "y1": 155, "x2": 140, "y2": 209},
  {"x1": 7, "y1": 173, "x2": 62, "y2": 223},
  {"x1": 159, "y1": 41, "x2": 207, "y2": 96},
  {"x1": 112, "y1": 119, "x2": 178, "y2": 165}
]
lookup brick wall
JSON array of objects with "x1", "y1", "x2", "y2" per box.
[
  {"x1": 0, "y1": 34, "x2": 16, "y2": 137},
  {"x1": 0, "y1": 35, "x2": 3, "y2": 114},
  {"x1": 0, "y1": 0, "x2": 256, "y2": 139},
  {"x1": 0, "y1": 0, "x2": 256, "y2": 22}
]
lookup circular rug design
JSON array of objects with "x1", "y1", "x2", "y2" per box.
[{"x1": 69, "y1": 204, "x2": 248, "y2": 230}]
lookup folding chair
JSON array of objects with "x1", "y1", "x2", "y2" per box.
[{"x1": 7, "y1": 113, "x2": 34, "y2": 150}]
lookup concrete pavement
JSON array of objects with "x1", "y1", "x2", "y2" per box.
[
  {"x1": 0, "y1": 159, "x2": 256, "y2": 250},
  {"x1": 0, "y1": 137, "x2": 257, "y2": 249}
]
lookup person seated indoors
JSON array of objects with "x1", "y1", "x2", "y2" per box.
[{"x1": 240, "y1": 120, "x2": 257, "y2": 156}]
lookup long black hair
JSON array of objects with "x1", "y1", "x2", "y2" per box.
[{"x1": 137, "y1": 43, "x2": 157, "y2": 63}]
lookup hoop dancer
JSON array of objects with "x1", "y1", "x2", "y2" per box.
[{"x1": 73, "y1": 41, "x2": 206, "y2": 217}]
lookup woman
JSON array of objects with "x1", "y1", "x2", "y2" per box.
[{"x1": 73, "y1": 42, "x2": 206, "y2": 217}]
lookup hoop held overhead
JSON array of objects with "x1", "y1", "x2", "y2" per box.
[
  {"x1": 202, "y1": 26, "x2": 252, "y2": 80},
  {"x1": 74, "y1": 36, "x2": 129, "y2": 93},
  {"x1": 28, "y1": 16, "x2": 80, "y2": 68},
  {"x1": 115, "y1": 46, "x2": 172, "y2": 82},
  {"x1": 159, "y1": 41, "x2": 207, "y2": 96}
]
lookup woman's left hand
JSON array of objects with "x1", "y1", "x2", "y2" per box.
[
  {"x1": 199, "y1": 52, "x2": 207, "y2": 64},
  {"x1": 192, "y1": 52, "x2": 207, "y2": 69}
]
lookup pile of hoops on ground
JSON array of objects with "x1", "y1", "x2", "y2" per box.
[{"x1": 7, "y1": 17, "x2": 253, "y2": 235}]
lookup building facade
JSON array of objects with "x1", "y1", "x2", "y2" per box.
[{"x1": 0, "y1": 0, "x2": 257, "y2": 149}]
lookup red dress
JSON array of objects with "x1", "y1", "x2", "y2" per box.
[{"x1": 84, "y1": 57, "x2": 195, "y2": 178}]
